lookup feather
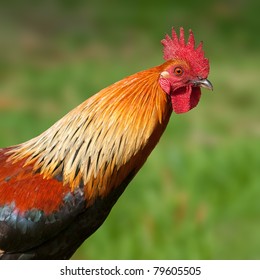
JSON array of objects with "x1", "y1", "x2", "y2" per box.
[
  {"x1": 6, "y1": 67, "x2": 171, "y2": 201},
  {"x1": 0, "y1": 65, "x2": 172, "y2": 258}
]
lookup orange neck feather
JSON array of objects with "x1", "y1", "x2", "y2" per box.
[{"x1": 7, "y1": 65, "x2": 172, "y2": 203}]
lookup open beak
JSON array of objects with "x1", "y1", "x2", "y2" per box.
[{"x1": 192, "y1": 78, "x2": 213, "y2": 91}]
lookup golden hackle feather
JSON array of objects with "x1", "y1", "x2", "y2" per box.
[{"x1": 6, "y1": 64, "x2": 173, "y2": 205}]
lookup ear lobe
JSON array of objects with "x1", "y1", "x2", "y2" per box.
[
  {"x1": 159, "y1": 73, "x2": 171, "y2": 94},
  {"x1": 160, "y1": 71, "x2": 170, "y2": 78}
]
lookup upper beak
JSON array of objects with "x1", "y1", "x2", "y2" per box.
[{"x1": 192, "y1": 78, "x2": 213, "y2": 91}]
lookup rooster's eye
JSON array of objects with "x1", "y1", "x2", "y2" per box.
[{"x1": 173, "y1": 67, "x2": 184, "y2": 76}]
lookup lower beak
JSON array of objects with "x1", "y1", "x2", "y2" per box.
[{"x1": 193, "y1": 78, "x2": 213, "y2": 91}]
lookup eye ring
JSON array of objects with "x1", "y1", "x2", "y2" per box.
[{"x1": 173, "y1": 67, "x2": 184, "y2": 76}]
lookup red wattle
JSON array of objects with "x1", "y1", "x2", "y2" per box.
[{"x1": 171, "y1": 86, "x2": 201, "y2": 114}]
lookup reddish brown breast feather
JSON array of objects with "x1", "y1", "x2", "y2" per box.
[{"x1": 0, "y1": 148, "x2": 69, "y2": 214}]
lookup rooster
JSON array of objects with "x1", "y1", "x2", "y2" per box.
[{"x1": 0, "y1": 27, "x2": 212, "y2": 259}]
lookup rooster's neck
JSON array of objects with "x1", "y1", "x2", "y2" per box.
[{"x1": 7, "y1": 66, "x2": 172, "y2": 204}]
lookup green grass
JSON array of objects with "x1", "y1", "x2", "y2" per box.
[{"x1": 0, "y1": 0, "x2": 259, "y2": 259}]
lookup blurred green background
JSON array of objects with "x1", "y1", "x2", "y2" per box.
[{"x1": 0, "y1": 0, "x2": 259, "y2": 259}]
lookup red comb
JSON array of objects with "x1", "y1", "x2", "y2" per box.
[{"x1": 161, "y1": 27, "x2": 209, "y2": 77}]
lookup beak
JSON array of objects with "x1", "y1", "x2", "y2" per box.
[{"x1": 192, "y1": 78, "x2": 213, "y2": 91}]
